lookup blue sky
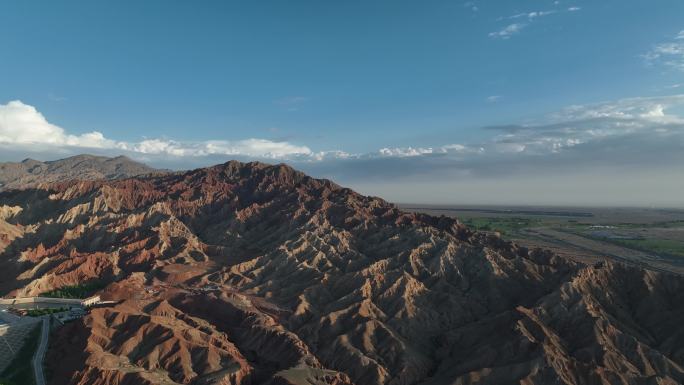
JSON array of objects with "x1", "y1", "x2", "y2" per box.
[{"x1": 1, "y1": 1, "x2": 684, "y2": 206}]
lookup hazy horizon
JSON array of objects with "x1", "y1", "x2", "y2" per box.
[{"x1": 1, "y1": 152, "x2": 682, "y2": 209}]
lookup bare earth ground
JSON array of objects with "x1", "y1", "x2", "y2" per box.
[{"x1": 401, "y1": 205, "x2": 684, "y2": 274}]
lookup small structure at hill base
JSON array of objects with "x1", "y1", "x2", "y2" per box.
[
  {"x1": 0, "y1": 295, "x2": 103, "y2": 378},
  {"x1": 0, "y1": 295, "x2": 101, "y2": 311}
]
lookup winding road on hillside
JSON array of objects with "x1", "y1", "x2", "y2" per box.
[{"x1": 32, "y1": 317, "x2": 48, "y2": 385}]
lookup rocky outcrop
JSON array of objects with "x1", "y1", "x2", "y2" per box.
[
  {"x1": 1, "y1": 160, "x2": 683, "y2": 385},
  {"x1": 0, "y1": 154, "x2": 162, "y2": 191}
]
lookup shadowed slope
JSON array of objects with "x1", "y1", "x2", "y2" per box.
[{"x1": 0, "y1": 161, "x2": 683, "y2": 385}]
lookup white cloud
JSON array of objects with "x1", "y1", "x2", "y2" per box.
[
  {"x1": 299, "y1": 94, "x2": 684, "y2": 207},
  {"x1": 489, "y1": 23, "x2": 526, "y2": 39},
  {"x1": 442, "y1": 144, "x2": 468, "y2": 152},
  {"x1": 453, "y1": 96, "x2": 684, "y2": 159},
  {"x1": 378, "y1": 147, "x2": 433, "y2": 157},
  {"x1": 491, "y1": 6, "x2": 580, "y2": 39},
  {"x1": 375, "y1": 144, "x2": 479, "y2": 158},
  {"x1": 6, "y1": 95, "x2": 684, "y2": 165},
  {"x1": 0, "y1": 100, "x2": 114, "y2": 148},
  {"x1": 556, "y1": 95, "x2": 684, "y2": 124},
  {"x1": 513, "y1": 11, "x2": 555, "y2": 19},
  {"x1": 0, "y1": 100, "x2": 312, "y2": 159},
  {"x1": 486, "y1": 95, "x2": 502, "y2": 103},
  {"x1": 203, "y1": 139, "x2": 311, "y2": 158},
  {"x1": 463, "y1": 1, "x2": 478, "y2": 12},
  {"x1": 501, "y1": 10, "x2": 556, "y2": 21},
  {"x1": 309, "y1": 150, "x2": 353, "y2": 161},
  {"x1": 321, "y1": 95, "x2": 684, "y2": 163},
  {"x1": 121, "y1": 138, "x2": 312, "y2": 158},
  {"x1": 3, "y1": 96, "x2": 684, "y2": 206},
  {"x1": 644, "y1": 30, "x2": 684, "y2": 71}
]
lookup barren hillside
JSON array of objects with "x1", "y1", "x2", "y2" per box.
[
  {"x1": 0, "y1": 154, "x2": 161, "y2": 191},
  {"x1": 0, "y1": 161, "x2": 682, "y2": 385}
]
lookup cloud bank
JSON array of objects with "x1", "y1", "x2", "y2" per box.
[
  {"x1": 489, "y1": 6, "x2": 581, "y2": 39},
  {"x1": 0, "y1": 101, "x2": 115, "y2": 148},
  {"x1": 2, "y1": 96, "x2": 684, "y2": 206},
  {"x1": 0, "y1": 100, "x2": 312, "y2": 159},
  {"x1": 644, "y1": 30, "x2": 684, "y2": 72},
  {"x1": 489, "y1": 23, "x2": 526, "y2": 39}
]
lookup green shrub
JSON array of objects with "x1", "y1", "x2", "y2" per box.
[
  {"x1": 26, "y1": 307, "x2": 67, "y2": 317},
  {"x1": 40, "y1": 281, "x2": 106, "y2": 299}
]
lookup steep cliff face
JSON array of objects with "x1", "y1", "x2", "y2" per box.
[{"x1": 1, "y1": 160, "x2": 683, "y2": 385}]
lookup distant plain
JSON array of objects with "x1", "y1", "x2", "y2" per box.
[{"x1": 401, "y1": 205, "x2": 684, "y2": 274}]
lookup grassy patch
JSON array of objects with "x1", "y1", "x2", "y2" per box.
[
  {"x1": 607, "y1": 220, "x2": 684, "y2": 230},
  {"x1": 461, "y1": 217, "x2": 541, "y2": 236},
  {"x1": 40, "y1": 281, "x2": 106, "y2": 299},
  {"x1": 581, "y1": 230, "x2": 684, "y2": 258},
  {"x1": 649, "y1": 220, "x2": 684, "y2": 229},
  {"x1": 611, "y1": 238, "x2": 684, "y2": 258},
  {"x1": 0, "y1": 324, "x2": 40, "y2": 385},
  {"x1": 25, "y1": 307, "x2": 67, "y2": 317}
]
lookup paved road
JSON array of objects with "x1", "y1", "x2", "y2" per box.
[{"x1": 32, "y1": 317, "x2": 49, "y2": 385}]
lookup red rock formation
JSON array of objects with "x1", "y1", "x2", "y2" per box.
[{"x1": 1, "y1": 160, "x2": 683, "y2": 385}]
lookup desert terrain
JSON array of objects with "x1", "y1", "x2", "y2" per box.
[{"x1": 0, "y1": 161, "x2": 683, "y2": 385}]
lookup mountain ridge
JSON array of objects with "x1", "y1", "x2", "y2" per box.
[
  {"x1": 0, "y1": 154, "x2": 163, "y2": 191},
  {"x1": 0, "y1": 160, "x2": 683, "y2": 385}
]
